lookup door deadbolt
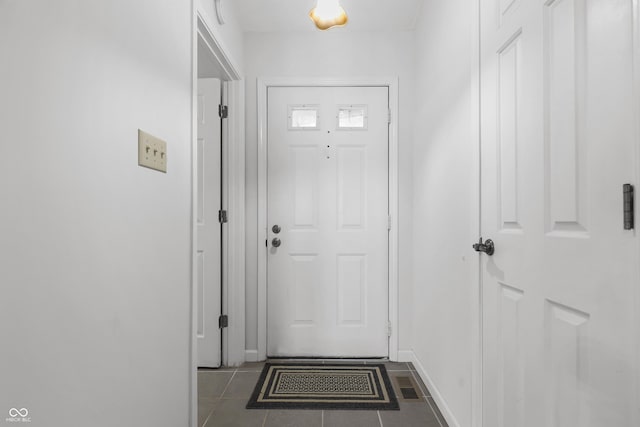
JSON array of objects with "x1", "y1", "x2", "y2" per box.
[
  {"x1": 272, "y1": 225, "x2": 281, "y2": 234},
  {"x1": 272, "y1": 238, "x2": 282, "y2": 248}
]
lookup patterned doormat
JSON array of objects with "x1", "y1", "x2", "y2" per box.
[{"x1": 246, "y1": 363, "x2": 399, "y2": 410}]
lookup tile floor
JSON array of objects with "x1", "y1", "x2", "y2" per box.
[{"x1": 198, "y1": 360, "x2": 449, "y2": 427}]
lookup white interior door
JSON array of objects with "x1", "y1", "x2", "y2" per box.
[
  {"x1": 267, "y1": 86, "x2": 389, "y2": 357},
  {"x1": 197, "y1": 78, "x2": 222, "y2": 368},
  {"x1": 480, "y1": 0, "x2": 638, "y2": 426}
]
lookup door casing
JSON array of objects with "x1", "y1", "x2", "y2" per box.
[
  {"x1": 190, "y1": 10, "x2": 245, "y2": 427},
  {"x1": 632, "y1": 2, "x2": 640, "y2": 425},
  {"x1": 256, "y1": 77, "x2": 400, "y2": 362},
  {"x1": 470, "y1": 1, "x2": 482, "y2": 426}
]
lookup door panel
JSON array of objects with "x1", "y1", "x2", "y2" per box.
[
  {"x1": 196, "y1": 78, "x2": 221, "y2": 368},
  {"x1": 480, "y1": 1, "x2": 638, "y2": 426},
  {"x1": 337, "y1": 146, "x2": 366, "y2": 229},
  {"x1": 267, "y1": 86, "x2": 389, "y2": 357}
]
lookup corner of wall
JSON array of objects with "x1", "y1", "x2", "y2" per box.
[{"x1": 404, "y1": 351, "x2": 462, "y2": 427}]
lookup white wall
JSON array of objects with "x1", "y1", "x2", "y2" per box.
[
  {"x1": 243, "y1": 30, "x2": 415, "y2": 356},
  {"x1": 197, "y1": 0, "x2": 244, "y2": 74},
  {"x1": 411, "y1": 0, "x2": 476, "y2": 426},
  {"x1": 0, "y1": 2, "x2": 193, "y2": 426}
]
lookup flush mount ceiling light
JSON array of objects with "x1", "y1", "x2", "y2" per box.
[{"x1": 309, "y1": 0, "x2": 348, "y2": 30}]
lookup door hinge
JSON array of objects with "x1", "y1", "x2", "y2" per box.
[
  {"x1": 624, "y1": 184, "x2": 634, "y2": 230},
  {"x1": 218, "y1": 210, "x2": 228, "y2": 224},
  {"x1": 219, "y1": 104, "x2": 228, "y2": 119},
  {"x1": 219, "y1": 315, "x2": 228, "y2": 329},
  {"x1": 387, "y1": 321, "x2": 392, "y2": 337},
  {"x1": 388, "y1": 215, "x2": 392, "y2": 230},
  {"x1": 387, "y1": 108, "x2": 392, "y2": 124}
]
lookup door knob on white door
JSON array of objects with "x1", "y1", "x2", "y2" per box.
[
  {"x1": 272, "y1": 238, "x2": 281, "y2": 248},
  {"x1": 472, "y1": 237, "x2": 494, "y2": 256}
]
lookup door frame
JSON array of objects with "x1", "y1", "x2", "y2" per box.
[
  {"x1": 256, "y1": 77, "x2": 400, "y2": 361},
  {"x1": 190, "y1": 9, "x2": 245, "y2": 427},
  {"x1": 633, "y1": 1, "x2": 640, "y2": 425},
  {"x1": 470, "y1": 0, "x2": 482, "y2": 425}
]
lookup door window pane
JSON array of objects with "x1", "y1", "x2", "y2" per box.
[
  {"x1": 338, "y1": 105, "x2": 367, "y2": 130},
  {"x1": 289, "y1": 105, "x2": 319, "y2": 130}
]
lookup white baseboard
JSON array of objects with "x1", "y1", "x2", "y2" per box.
[
  {"x1": 404, "y1": 350, "x2": 461, "y2": 427},
  {"x1": 245, "y1": 349, "x2": 259, "y2": 362},
  {"x1": 397, "y1": 350, "x2": 414, "y2": 363}
]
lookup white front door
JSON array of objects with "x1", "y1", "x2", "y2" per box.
[
  {"x1": 267, "y1": 86, "x2": 389, "y2": 357},
  {"x1": 480, "y1": 0, "x2": 638, "y2": 426},
  {"x1": 197, "y1": 78, "x2": 222, "y2": 368}
]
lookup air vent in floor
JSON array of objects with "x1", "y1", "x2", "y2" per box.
[{"x1": 395, "y1": 376, "x2": 421, "y2": 400}]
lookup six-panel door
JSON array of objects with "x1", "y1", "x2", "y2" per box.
[
  {"x1": 267, "y1": 86, "x2": 389, "y2": 357},
  {"x1": 480, "y1": 0, "x2": 638, "y2": 425},
  {"x1": 196, "y1": 78, "x2": 222, "y2": 368}
]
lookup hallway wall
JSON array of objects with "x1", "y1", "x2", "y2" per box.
[
  {"x1": 411, "y1": 0, "x2": 477, "y2": 426},
  {"x1": 243, "y1": 30, "x2": 416, "y2": 357},
  {"x1": 0, "y1": 1, "x2": 193, "y2": 426}
]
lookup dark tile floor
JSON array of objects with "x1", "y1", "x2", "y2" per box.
[{"x1": 198, "y1": 360, "x2": 449, "y2": 427}]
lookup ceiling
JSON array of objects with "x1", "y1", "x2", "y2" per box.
[{"x1": 232, "y1": 0, "x2": 425, "y2": 33}]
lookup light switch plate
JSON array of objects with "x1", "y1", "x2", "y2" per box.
[{"x1": 138, "y1": 129, "x2": 167, "y2": 173}]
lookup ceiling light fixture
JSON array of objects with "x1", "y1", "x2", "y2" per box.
[{"x1": 309, "y1": 0, "x2": 348, "y2": 30}]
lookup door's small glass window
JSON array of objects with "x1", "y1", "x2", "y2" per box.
[
  {"x1": 337, "y1": 105, "x2": 367, "y2": 130},
  {"x1": 289, "y1": 105, "x2": 320, "y2": 130}
]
